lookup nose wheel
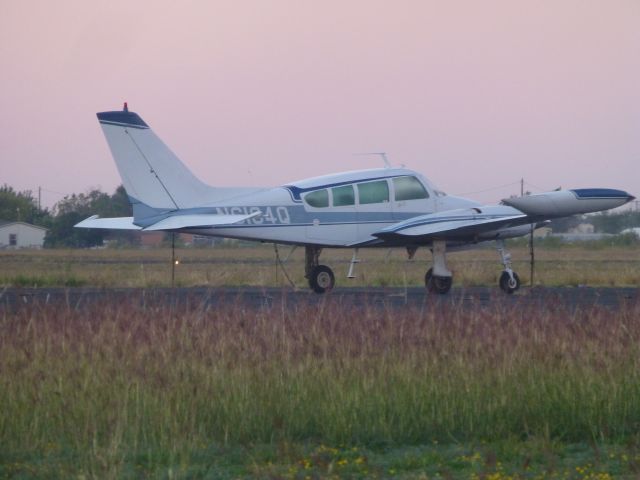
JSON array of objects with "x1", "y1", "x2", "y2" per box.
[
  {"x1": 499, "y1": 270, "x2": 520, "y2": 294},
  {"x1": 496, "y1": 240, "x2": 521, "y2": 294}
]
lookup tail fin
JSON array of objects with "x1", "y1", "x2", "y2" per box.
[{"x1": 97, "y1": 107, "x2": 211, "y2": 211}]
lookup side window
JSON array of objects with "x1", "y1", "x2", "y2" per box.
[
  {"x1": 393, "y1": 176, "x2": 429, "y2": 201},
  {"x1": 332, "y1": 185, "x2": 355, "y2": 206},
  {"x1": 304, "y1": 189, "x2": 329, "y2": 208},
  {"x1": 357, "y1": 180, "x2": 389, "y2": 204}
]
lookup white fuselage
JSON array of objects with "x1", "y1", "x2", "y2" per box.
[{"x1": 167, "y1": 167, "x2": 478, "y2": 247}]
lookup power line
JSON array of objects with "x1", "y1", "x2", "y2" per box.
[
  {"x1": 454, "y1": 181, "x2": 521, "y2": 196},
  {"x1": 523, "y1": 181, "x2": 554, "y2": 192},
  {"x1": 39, "y1": 187, "x2": 71, "y2": 197}
]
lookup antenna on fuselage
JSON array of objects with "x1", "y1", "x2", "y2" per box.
[{"x1": 354, "y1": 152, "x2": 391, "y2": 168}]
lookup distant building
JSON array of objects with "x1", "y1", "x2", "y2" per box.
[
  {"x1": 138, "y1": 232, "x2": 198, "y2": 248},
  {"x1": 533, "y1": 226, "x2": 552, "y2": 238},
  {"x1": 0, "y1": 220, "x2": 47, "y2": 249},
  {"x1": 621, "y1": 227, "x2": 640, "y2": 237},
  {"x1": 550, "y1": 233, "x2": 614, "y2": 242},
  {"x1": 139, "y1": 231, "x2": 165, "y2": 248},
  {"x1": 568, "y1": 223, "x2": 595, "y2": 234}
]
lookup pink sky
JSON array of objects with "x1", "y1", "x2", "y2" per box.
[{"x1": 1, "y1": 0, "x2": 639, "y2": 208}]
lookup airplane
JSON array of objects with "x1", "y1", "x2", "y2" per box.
[{"x1": 76, "y1": 104, "x2": 635, "y2": 294}]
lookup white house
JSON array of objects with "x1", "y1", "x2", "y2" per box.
[
  {"x1": 0, "y1": 220, "x2": 47, "y2": 249},
  {"x1": 568, "y1": 223, "x2": 595, "y2": 234},
  {"x1": 621, "y1": 227, "x2": 640, "y2": 237}
]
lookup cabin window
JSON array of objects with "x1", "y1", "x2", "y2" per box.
[
  {"x1": 332, "y1": 185, "x2": 355, "y2": 206},
  {"x1": 393, "y1": 176, "x2": 429, "y2": 201},
  {"x1": 357, "y1": 180, "x2": 389, "y2": 204},
  {"x1": 304, "y1": 189, "x2": 329, "y2": 208}
]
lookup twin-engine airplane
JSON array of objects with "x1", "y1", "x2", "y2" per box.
[{"x1": 76, "y1": 104, "x2": 635, "y2": 294}]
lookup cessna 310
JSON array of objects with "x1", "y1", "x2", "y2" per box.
[{"x1": 76, "y1": 104, "x2": 635, "y2": 294}]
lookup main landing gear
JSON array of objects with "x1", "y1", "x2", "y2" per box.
[
  {"x1": 425, "y1": 240, "x2": 453, "y2": 294},
  {"x1": 305, "y1": 246, "x2": 335, "y2": 294},
  {"x1": 496, "y1": 240, "x2": 521, "y2": 294}
]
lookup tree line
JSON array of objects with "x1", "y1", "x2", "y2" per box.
[
  {"x1": 1, "y1": 184, "x2": 639, "y2": 248},
  {"x1": 1, "y1": 184, "x2": 134, "y2": 247},
  {"x1": 548, "y1": 209, "x2": 640, "y2": 234}
]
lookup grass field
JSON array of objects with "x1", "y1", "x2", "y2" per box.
[
  {"x1": 1, "y1": 242, "x2": 639, "y2": 289},
  {"x1": 2, "y1": 291, "x2": 640, "y2": 478},
  {"x1": 1, "y1": 244, "x2": 639, "y2": 478}
]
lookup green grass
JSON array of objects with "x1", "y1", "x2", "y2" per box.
[
  {"x1": 3, "y1": 440, "x2": 640, "y2": 478},
  {"x1": 1, "y1": 243, "x2": 639, "y2": 288},
  {"x1": 2, "y1": 296, "x2": 640, "y2": 477},
  {"x1": 8, "y1": 274, "x2": 86, "y2": 288}
]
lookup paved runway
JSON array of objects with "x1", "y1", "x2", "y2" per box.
[{"x1": 1, "y1": 286, "x2": 637, "y2": 311}]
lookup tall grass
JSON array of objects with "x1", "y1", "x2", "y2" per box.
[{"x1": 2, "y1": 294, "x2": 640, "y2": 474}]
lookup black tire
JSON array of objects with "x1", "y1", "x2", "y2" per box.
[
  {"x1": 425, "y1": 267, "x2": 453, "y2": 294},
  {"x1": 499, "y1": 270, "x2": 520, "y2": 294},
  {"x1": 308, "y1": 265, "x2": 335, "y2": 294}
]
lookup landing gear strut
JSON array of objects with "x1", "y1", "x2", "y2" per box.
[
  {"x1": 305, "y1": 246, "x2": 335, "y2": 294},
  {"x1": 425, "y1": 240, "x2": 453, "y2": 294},
  {"x1": 496, "y1": 240, "x2": 520, "y2": 294}
]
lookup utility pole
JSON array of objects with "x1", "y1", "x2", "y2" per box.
[
  {"x1": 171, "y1": 233, "x2": 176, "y2": 288},
  {"x1": 521, "y1": 177, "x2": 535, "y2": 286},
  {"x1": 38, "y1": 186, "x2": 41, "y2": 211},
  {"x1": 529, "y1": 225, "x2": 535, "y2": 287}
]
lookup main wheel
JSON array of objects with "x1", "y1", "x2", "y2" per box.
[
  {"x1": 425, "y1": 267, "x2": 453, "y2": 294},
  {"x1": 499, "y1": 270, "x2": 520, "y2": 294},
  {"x1": 308, "y1": 265, "x2": 335, "y2": 294}
]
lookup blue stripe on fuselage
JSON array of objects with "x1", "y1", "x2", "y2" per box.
[{"x1": 130, "y1": 201, "x2": 417, "y2": 228}]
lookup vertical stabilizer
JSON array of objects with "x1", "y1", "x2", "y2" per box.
[{"x1": 97, "y1": 107, "x2": 211, "y2": 210}]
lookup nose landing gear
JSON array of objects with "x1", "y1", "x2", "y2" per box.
[{"x1": 496, "y1": 240, "x2": 521, "y2": 294}]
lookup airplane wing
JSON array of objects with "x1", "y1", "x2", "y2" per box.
[
  {"x1": 373, "y1": 188, "x2": 635, "y2": 244},
  {"x1": 75, "y1": 216, "x2": 142, "y2": 230},
  {"x1": 75, "y1": 211, "x2": 260, "y2": 231},
  {"x1": 373, "y1": 205, "x2": 530, "y2": 243}
]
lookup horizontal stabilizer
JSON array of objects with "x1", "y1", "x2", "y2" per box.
[
  {"x1": 142, "y1": 211, "x2": 261, "y2": 231},
  {"x1": 75, "y1": 216, "x2": 141, "y2": 230}
]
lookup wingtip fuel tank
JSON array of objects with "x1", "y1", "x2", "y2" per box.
[{"x1": 502, "y1": 189, "x2": 635, "y2": 217}]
